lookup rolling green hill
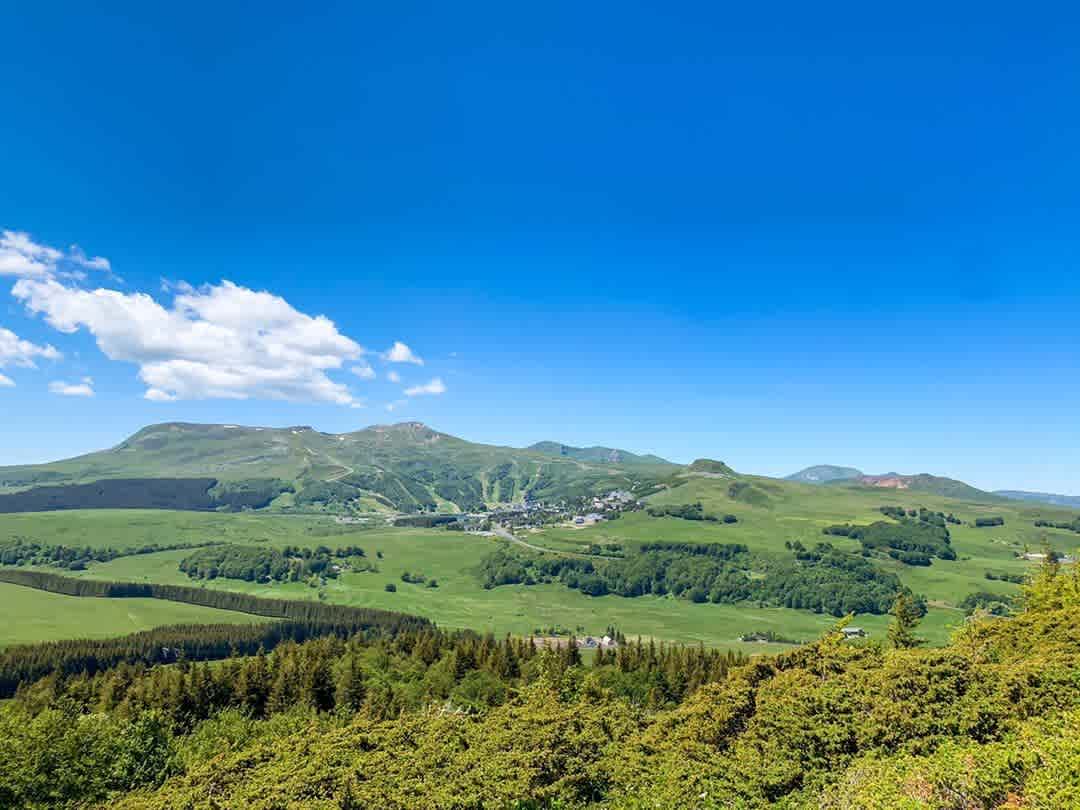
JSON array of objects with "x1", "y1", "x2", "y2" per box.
[{"x1": 0, "y1": 422, "x2": 669, "y2": 514}]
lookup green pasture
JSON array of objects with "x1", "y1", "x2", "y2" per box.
[
  {"x1": 3, "y1": 476, "x2": 1079, "y2": 651},
  {"x1": 0, "y1": 581, "x2": 265, "y2": 648}
]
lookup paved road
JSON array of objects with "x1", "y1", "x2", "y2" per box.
[{"x1": 492, "y1": 526, "x2": 611, "y2": 559}]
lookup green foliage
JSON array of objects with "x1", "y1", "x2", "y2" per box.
[
  {"x1": 479, "y1": 542, "x2": 910, "y2": 617},
  {"x1": 0, "y1": 538, "x2": 218, "y2": 570},
  {"x1": 974, "y1": 516, "x2": 1006, "y2": 527},
  {"x1": 727, "y1": 480, "x2": 770, "y2": 506},
  {"x1": 178, "y1": 543, "x2": 363, "y2": 583},
  {"x1": 0, "y1": 477, "x2": 292, "y2": 514},
  {"x1": 645, "y1": 502, "x2": 735, "y2": 523},
  {"x1": 826, "y1": 516, "x2": 956, "y2": 564},
  {"x1": 0, "y1": 570, "x2": 432, "y2": 695},
  {"x1": 1035, "y1": 516, "x2": 1080, "y2": 533},
  {"x1": 4, "y1": 579, "x2": 1079, "y2": 808},
  {"x1": 959, "y1": 590, "x2": 1014, "y2": 616},
  {"x1": 0, "y1": 706, "x2": 177, "y2": 809},
  {"x1": 886, "y1": 592, "x2": 924, "y2": 649},
  {"x1": 986, "y1": 569, "x2": 1026, "y2": 584}
]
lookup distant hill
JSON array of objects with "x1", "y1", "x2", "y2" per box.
[
  {"x1": 0, "y1": 422, "x2": 667, "y2": 514},
  {"x1": 527, "y1": 441, "x2": 674, "y2": 467},
  {"x1": 684, "y1": 459, "x2": 736, "y2": 477},
  {"x1": 788, "y1": 464, "x2": 991, "y2": 500},
  {"x1": 787, "y1": 465, "x2": 863, "y2": 484},
  {"x1": 834, "y1": 472, "x2": 992, "y2": 501},
  {"x1": 995, "y1": 490, "x2": 1080, "y2": 509}
]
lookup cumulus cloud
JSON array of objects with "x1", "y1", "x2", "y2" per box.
[
  {"x1": 14, "y1": 278, "x2": 364, "y2": 405},
  {"x1": 384, "y1": 341, "x2": 423, "y2": 365},
  {"x1": 0, "y1": 327, "x2": 61, "y2": 385},
  {"x1": 0, "y1": 230, "x2": 110, "y2": 279},
  {"x1": 351, "y1": 362, "x2": 376, "y2": 380},
  {"x1": 404, "y1": 377, "x2": 447, "y2": 397},
  {"x1": 387, "y1": 370, "x2": 401, "y2": 383},
  {"x1": 49, "y1": 377, "x2": 95, "y2": 397}
]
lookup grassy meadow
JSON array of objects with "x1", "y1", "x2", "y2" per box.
[
  {"x1": 2, "y1": 475, "x2": 1079, "y2": 650},
  {"x1": 0, "y1": 581, "x2": 266, "y2": 648}
]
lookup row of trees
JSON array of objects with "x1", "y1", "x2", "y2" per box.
[
  {"x1": 0, "y1": 570, "x2": 432, "y2": 696},
  {"x1": 0, "y1": 538, "x2": 218, "y2": 571},
  {"x1": 878, "y1": 505, "x2": 960, "y2": 526},
  {"x1": 645, "y1": 502, "x2": 737, "y2": 523},
  {"x1": 1035, "y1": 517, "x2": 1080, "y2": 533},
  {"x1": 177, "y1": 543, "x2": 366, "y2": 583},
  {"x1": 0, "y1": 477, "x2": 292, "y2": 513},
  {"x1": 479, "y1": 540, "x2": 911, "y2": 616}
]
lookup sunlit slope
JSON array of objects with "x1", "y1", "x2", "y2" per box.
[
  {"x1": 0, "y1": 422, "x2": 670, "y2": 511},
  {"x1": 533, "y1": 468, "x2": 1080, "y2": 610}
]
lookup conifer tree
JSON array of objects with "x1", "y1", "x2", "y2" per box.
[{"x1": 887, "y1": 592, "x2": 924, "y2": 649}]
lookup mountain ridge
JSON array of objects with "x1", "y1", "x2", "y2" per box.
[
  {"x1": 786, "y1": 465, "x2": 864, "y2": 484},
  {"x1": 0, "y1": 421, "x2": 671, "y2": 514},
  {"x1": 788, "y1": 464, "x2": 992, "y2": 500},
  {"x1": 995, "y1": 489, "x2": 1080, "y2": 509},
  {"x1": 527, "y1": 440, "x2": 674, "y2": 467}
]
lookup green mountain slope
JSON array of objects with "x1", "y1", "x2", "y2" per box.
[
  {"x1": 528, "y1": 441, "x2": 674, "y2": 467},
  {"x1": 0, "y1": 422, "x2": 665, "y2": 513}
]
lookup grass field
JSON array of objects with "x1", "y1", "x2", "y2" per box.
[
  {"x1": 3, "y1": 474, "x2": 1079, "y2": 651},
  {"x1": 0, "y1": 581, "x2": 266, "y2": 648}
]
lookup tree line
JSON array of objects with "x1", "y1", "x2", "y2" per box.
[
  {"x1": 479, "y1": 540, "x2": 911, "y2": 616},
  {"x1": 0, "y1": 538, "x2": 219, "y2": 571},
  {"x1": 178, "y1": 543, "x2": 367, "y2": 584},
  {"x1": 0, "y1": 569, "x2": 432, "y2": 696},
  {"x1": 822, "y1": 514, "x2": 956, "y2": 565},
  {"x1": 645, "y1": 502, "x2": 737, "y2": 523},
  {"x1": 1035, "y1": 517, "x2": 1080, "y2": 533},
  {"x1": 0, "y1": 477, "x2": 291, "y2": 513}
]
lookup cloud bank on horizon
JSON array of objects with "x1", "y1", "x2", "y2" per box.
[{"x1": 0, "y1": 229, "x2": 446, "y2": 408}]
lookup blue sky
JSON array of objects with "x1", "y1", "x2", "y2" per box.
[{"x1": 2, "y1": 2, "x2": 1079, "y2": 493}]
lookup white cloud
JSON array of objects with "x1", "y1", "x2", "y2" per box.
[
  {"x1": 387, "y1": 370, "x2": 401, "y2": 383},
  {"x1": 351, "y1": 362, "x2": 376, "y2": 380},
  {"x1": 404, "y1": 377, "x2": 447, "y2": 397},
  {"x1": 0, "y1": 373, "x2": 13, "y2": 387},
  {"x1": 0, "y1": 326, "x2": 61, "y2": 383},
  {"x1": 15, "y1": 278, "x2": 364, "y2": 405},
  {"x1": 0, "y1": 230, "x2": 110, "y2": 279},
  {"x1": 49, "y1": 377, "x2": 95, "y2": 397},
  {"x1": 385, "y1": 399, "x2": 406, "y2": 412},
  {"x1": 384, "y1": 341, "x2": 423, "y2": 365}
]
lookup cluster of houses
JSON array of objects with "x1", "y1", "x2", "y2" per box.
[
  {"x1": 1020, "y1": 551, "x2": 1077, "y2": 563},
  {"x1": 570, "y1": 490, "x2": 643, "y2": 525},
  {"x1": 484, "y1": 489, "x2": 644, "y2": 531},
  {"x1": 531, "y1": 634, "x2": 619, "y2": 650}
]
